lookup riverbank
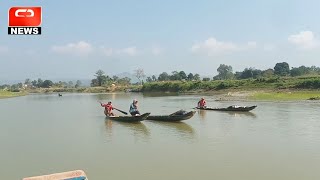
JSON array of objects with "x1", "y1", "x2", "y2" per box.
[
  {"x1": 178, "y1": 89, "x2": 319, "y2": 101},
  {"x1": 142, "y1": 76, "x2": 320, "y2": 92},
  {"x1": 0, "y1": 90, "x2": 27, "y2": 99},
  {"x1": 251, "y1": 90, "x2": 320, "y2": 101},
  {"x1": 26, "y1": 85, "x2": 141, "y2": 93},
  {"x1": 141, "y1": 76, "x2": 320, "y2": 101},
  {"x1": 2, "y1": 82, "x2": 320, "y2": 101}
]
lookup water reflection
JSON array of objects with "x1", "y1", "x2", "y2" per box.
[
  {"x1": 95, "y1": 93, "x2": 135, "y2": 101},
  {"x1": 197, "y1": 109, "x2": 207, "y2": 120},
  {"x1": 143, "y1": 92, "x2": 179, "y2": 97},
  {"x1": 225, "y1": 111, "x2": 257, "y2": 118},
  {"x1": 104, "y1": 119, "x2": 150, "y2": 142},
  {"x1": 150, "y1": 121, "x2": 196, "y2": 140}
]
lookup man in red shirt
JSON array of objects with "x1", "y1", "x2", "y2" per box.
[
  {"x1": 101, "y1": 101, "x2": 115, "y2": 116},
  {"x1": 197, "y1": 97, "x2": 206, "y2": 108}
]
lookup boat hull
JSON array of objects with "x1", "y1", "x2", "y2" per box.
[
  {"x1": 146, "y1": 111, "x2": 196, "y2": 122},
  {"x1": 106, "y1": 113, "x2": 150, "y2": 122},
  {"x1": 197, "y1": 106, "x2": 257, "y2": 112}
]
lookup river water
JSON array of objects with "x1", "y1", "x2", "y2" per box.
[{"x1": 0, "y1": 93, "x2": 320, "y2": 180}]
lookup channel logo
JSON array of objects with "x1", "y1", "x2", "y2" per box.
[{"x1": 8, "y1": 7, "x2": 42, "y2": 35}]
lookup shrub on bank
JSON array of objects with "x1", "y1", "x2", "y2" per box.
[
  {"x1": 142, "y1": 77, "x2": 320, "y2": 92},
  {"x1": 295, "y1": 78, "x2": 320, "y2": 89}
]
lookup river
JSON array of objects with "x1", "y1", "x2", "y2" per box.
[{"x1": 0, "y1": 93, "x2": 320, "y2": 180}]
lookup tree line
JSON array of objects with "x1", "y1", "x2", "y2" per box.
[
  {"x1": 90, "y1": 70, "x2": 131, "y2": 87},
  {"x1": 2, "y1": 63, "x2": 320, "y2": 91},
  {"x1": 144, "y1": 62, "x2": 320, "y2": 82},
  {"x1": 0, "y1": 79, "x2": 82, "y2": 91}
]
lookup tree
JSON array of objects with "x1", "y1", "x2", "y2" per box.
[
  {"x1": 202, "y1": 77, "x2": 211, "y2": 81},
  {"x1": 24, "y1": 79, "x2": 31, "y2": 87},
  {"x1": 187, "y1": 73, "x2": 194, "y2": 81},
  {"x1": 290, "y1": 66, "x2": 310, "y2": 77},
  {"x1": 290, "y1": 67, "x2": 303, "y2": 77},
  {"x1": 37, "y1": 78, "x2": 43, "y2": 88},
  {"x1": 42, "y1": 80, "x2": 53, "y2": 88},
  {"x1": 170, "y1": 71, "x2": 181, "y2": 80},
  {"x1": 92, "y1": 70, "x2": 112, "y2": 87},
  {"x1": 274, "y1": 62, "x2": 290, "y2": 76},
  {"x1": 118, "y1": 77, "x2": 131, "y2": 85},
  {"x1": 134, "y1": 68, "x2": 146, "y2": 85},
  {"x1": 31, "y1": 80, "x2": 37, "y2": 87},
  {"x1": 179, "y1": 71, "x2": 187, "y2": 80},
  {"x1": 217, "y1": 64, "x2": 234, "y2": 79},
  {"x1": 75, "y1": 80, "x2": 82, "y2": 88},
  {"x1": 240, "y1": 68, "x2": 254, "y2": 79},
  {"x1": 239, "y1": 68, "x2": 262, "y2": 79},
  {"x1": 68, "y1": 81, "x2": 74, "y2": 88},
  {"x1": 310, "y1": 66, "x2": 320, "y2": 74},
  {"x1": 158, "y1": 72, "x2": 170, "y2": 81},
  {"x1": 262, "y1": 69, "x2": 274, "y2": 77},
  {"x1": 146, "y1": 77, "x2": 153, "y2": 82},
  {"x1": 112, "y1": 76, "x2": 119, "y2": 82},
  {"x1": 94, "y1": 70, "x2": 108, "y2": 86},
  {"x1": 152, "y1": 75, "x2": 157, "y2": 81},
  {"x1": 234, "y1": 72, "x2": 242, "y2": 79},
  {"x1": 91, "y1": 79, "x2": 99, "y2": 87},
  {"x1": 194, "y1": 74, "x2": 201, "y2": 81}
]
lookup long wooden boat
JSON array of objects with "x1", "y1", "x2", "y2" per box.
[
  {"x1": 23, "y1": 170, "x2": 88, "y2": 180},
  {"x1": 197, "y1": 105, "x2": 257, "y2": 112},
  {"x1": 146, "y1": 111, "x2": 196, "y2": 122},
  {"x1": 106, "y1": 112, "x2": 150, "y2": 122}
]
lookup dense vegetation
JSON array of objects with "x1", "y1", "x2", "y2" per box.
[
  {"x1": 142, "y1": 62, "x2": 320, "y2": 92},
  {"x1": 142, "y1": 76, "x2": 320, "y2": 92}
]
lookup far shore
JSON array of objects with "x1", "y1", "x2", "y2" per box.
[
  {"x1": 198, "y1": 89, "x2": 320, "y2": 101},
  {"x1": 0, "y1": 90, "x2": 27, "y2": 99},
  {"x1": 1, "y1": 87, "x2": 320, "y2": 102}
]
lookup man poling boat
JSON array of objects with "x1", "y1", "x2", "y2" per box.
[
  {"x1": 100, "y1": 101, "x2": 128, "y2": 116},
  {"x1": 100, "y1": 101, "x2": 115, "y2": 116},
  {"x1": 197, "y1": 97, "x2": 207, "y2": 108}
]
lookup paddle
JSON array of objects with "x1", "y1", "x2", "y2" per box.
[
  {"x1": 99, "y1": 102, "x2": 128, "y2": 115},
  {"x1": 113, "y1": 108, "x2": 128, "y2": 115}
]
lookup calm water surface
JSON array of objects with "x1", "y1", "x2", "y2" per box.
[{"x1": 1, "y1": 93, "x2": 320, "y2": 180}]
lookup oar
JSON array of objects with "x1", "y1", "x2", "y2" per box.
[
  {"x1": 99, "y1": 102, "x2": 128, "y2": 115},
  {"x1": 113, "y1": 108, "x2": 128, "y2": 115}
]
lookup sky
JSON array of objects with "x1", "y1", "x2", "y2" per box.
[{"x1": 1, "y1": 0, "x2": 320, "y2": 82}]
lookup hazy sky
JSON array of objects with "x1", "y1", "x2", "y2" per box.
[{"x1": 1, "y1": 0, "x2": 320, "y2": 81}]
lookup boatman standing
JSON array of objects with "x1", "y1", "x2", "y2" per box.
[
  {"x1": 197, "y1": 97, "x2": 207, "y2": 108},
  {"x1": 129, "y1": 99, "x2": 140, "y2": 116},
  {"x1": 101, "y1": 101, "x2": 115, "y2": 116}
]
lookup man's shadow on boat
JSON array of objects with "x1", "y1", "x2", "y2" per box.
[{"x1": 104, "y1": 118, "x2": 151, "y2": 141}]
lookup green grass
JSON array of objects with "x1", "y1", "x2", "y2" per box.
[
  {"x1": 251, "y1": 91, "x2": 320, "y2": 101},
  {"x1": 0, "y1": 90, "x2": 27, "y2": 99}
]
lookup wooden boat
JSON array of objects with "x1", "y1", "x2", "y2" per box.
[
  {"x1": 146, "y1": 110, "x2": 196, "y2": 122},
  {"x1": 105, "y1": 112, "x2": 150, "y2": 122},
  {"x1": 23, "y1": 170, "x2": 88, "y2": 180},
  {"x1": 197, "y1": 105, "x2": 257, "y2": 112}
]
